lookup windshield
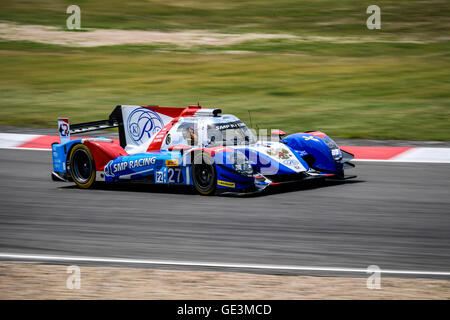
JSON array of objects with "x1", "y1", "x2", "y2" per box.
[
  {"x1": 161, "y1": 118, "x2": 200, "y2": 149},
  {"x1": 206, "y1": 117, "x2": 256, "y2": 146}
]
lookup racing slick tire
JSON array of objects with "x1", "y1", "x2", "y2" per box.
[
  {"x1": 192, "y1": 152, "x2": 217, "y2": 195},
  {"x1": 68, "y1": 144, "x2": 96, "y2": 189}
]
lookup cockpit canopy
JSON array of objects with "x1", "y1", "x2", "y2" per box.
[{"x1": 161, "y1": 114, "x2": 256, "y2": 149}]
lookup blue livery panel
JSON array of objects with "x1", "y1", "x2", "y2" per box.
[
  {"x1": 51, "y1": 139, "x2": 84, "y2": 173},
  {"x1": 103, "y1": 151, "x2": 192, "y2": 185}
]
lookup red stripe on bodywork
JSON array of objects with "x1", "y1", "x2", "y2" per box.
[
  {"x1": 147, "y1": 120, "x2": 178, "y2": 152},
  {"x1": 186, "y1": 146, "x2": 235, "y2": 156},
  {"x1": 340, "y1": 146, "x2": 413, "y2": 160},
  {"x1": 144, "y1": 105, "x2": 201, "y2": 118},
  {"x1": 181, "y1": 106, "x2": 201, "y2": 117},
  {"x1": 205, "y1": 146, "x2": 235, "y2": 156},
  {"x1": 84, "y1": 140, "x2": 127, "y2": 171}
]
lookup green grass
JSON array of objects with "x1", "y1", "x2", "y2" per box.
[
  {"x1": 0, "y1": 0, "x2": 449, "y2": 140},
  {"x1": 0, "y1": 41, "x2": 448, "y2": 140}
]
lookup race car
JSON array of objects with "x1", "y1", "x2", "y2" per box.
[{"x1": 51, "y1": 105, "x2": 355, "y2": 195}]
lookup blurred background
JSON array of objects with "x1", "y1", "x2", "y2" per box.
[{"x1": 0, "y1": 0, "x2": 448, "y2": 139}]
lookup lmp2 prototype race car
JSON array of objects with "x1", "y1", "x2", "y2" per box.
[{"x1": 52, "y1": 105, "x2": 355, "y2": 195}]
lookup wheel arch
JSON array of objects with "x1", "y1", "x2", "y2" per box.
[
  {"x1": 68, "y1": 143, "x2": 97, "y2": 188},
  {"x1": 282, "y1": 132, "x2": 339, "y2": 173}
]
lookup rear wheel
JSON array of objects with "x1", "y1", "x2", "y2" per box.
[
  {"x1": 69, "y1": 144, "x2": 96, "y2": 188},
  {"x1": 192, "y1": 152, "x2": 216, "y2": 195}
]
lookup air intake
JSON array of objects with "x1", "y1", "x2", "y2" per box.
[{"x1": 194, "y1": 108, "x2": 222, "y2": 117}]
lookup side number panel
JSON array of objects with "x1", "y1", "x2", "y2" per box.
[{"x1": 155, "y1": 167, "x2": 188, "y2": 184}]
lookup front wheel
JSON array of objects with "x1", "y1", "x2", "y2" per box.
[
  {"x1": 192, "y1": 152, "x2": 216, "y2": 195},
  {"x1": 69, "y1": 144, "x2": 96, "y2": 188}
]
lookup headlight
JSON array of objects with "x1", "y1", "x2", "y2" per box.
[
  {"x1": 323, "y1": 136, "x2": 343, "y2": 161},
  {"x1": 230, "y1": 152, "x2": 253, "y2": 177}
]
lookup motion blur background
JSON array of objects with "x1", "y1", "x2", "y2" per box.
[{"x1": 0, "y1": 0, "x2": 448, "y2": 140}]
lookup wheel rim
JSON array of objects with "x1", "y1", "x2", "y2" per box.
[
  {"x1": 71, "y1": 148, "x2": 92, "y2": 184},
  {"x1": 194, "y1": 163, "x2": 214, "y2": 191}
]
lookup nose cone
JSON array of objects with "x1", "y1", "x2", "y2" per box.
[{"x1": 237, "y1": 142, "x2": 307, "y2": 175}]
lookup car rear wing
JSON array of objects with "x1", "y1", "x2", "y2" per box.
[
  {"x1": 58, "y1": 105, "x2": 127, "y2": 147},
  {"x1": 70, "y1": 119, "x2": 119, "y2": 134}
]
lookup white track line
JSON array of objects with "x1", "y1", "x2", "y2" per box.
[
  {"x1": 0, "y1": 133, "x2": 39, "y2": 148},
  {"x1": 0, "y1": 146, "x2": 50, "y2": 151},
  {"x1": 0, "y1": 252, "x2": 449, "y2": 276}
]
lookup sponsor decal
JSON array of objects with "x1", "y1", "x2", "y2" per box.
[
  {"x1": 155, "y1": 169, "x2": 165, "y2": 183},
  {"x1": 283, "y1": 158, "x2": 302, "y2": 170},
  {"x1": 282, "y1": 159, "x2": 299, "y2": 166},
  {"x1": 217, "y1": 180, "x2": 235, "y2": 188},
  {"x1": 58, "y1": 121, "x2": 69, "y2": 136},
  {"x1": 127, "y1": 108, "x2": 164, "y2": 144},
  {"x1": 104, "y1": 160, "x2": 114, "y2": 177},
  {"x1": 266, "y1": 147, "x2": 291, "y2": 160},
  {"x1": 105, "y1": 157, "x2": 156, "y2": 176},
  {"x1": 58, "y1": 118, "x2": 70, "y2": 144},
  {"x1": 165, "y1": 159, "x2": 179, "y2": 167},
  {"x1": 331, "y1": 148, "x2": 342, "y2": 157},
  {"x1": 214, "y1": 121, "x2": 245, "y2": 131},
  {"x1": 303, "y1": 135, "x2": 319, "y2": 142}
]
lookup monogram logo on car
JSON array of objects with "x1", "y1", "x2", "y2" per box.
[{"x1": 127, "y1": 108, "x2": 164, "y2": 144}]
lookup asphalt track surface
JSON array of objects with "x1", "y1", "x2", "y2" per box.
[{"x1": 0, "y1": 149, "x2": 449, "y2": 276}]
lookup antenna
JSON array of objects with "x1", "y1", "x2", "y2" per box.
[{"x1": 248, "y1": 110, "x2": 253, "y2": 129}]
